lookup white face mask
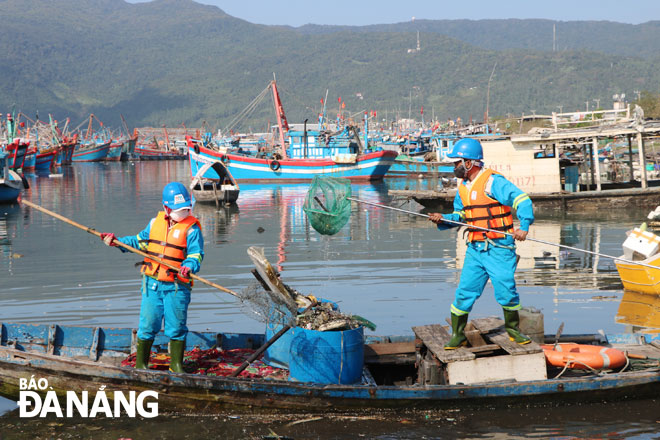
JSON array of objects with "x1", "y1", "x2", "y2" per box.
[{"x1": 169, "y1": 208, "x2": 191, "y2": 222}]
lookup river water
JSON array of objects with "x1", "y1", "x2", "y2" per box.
[{"x1": 1, "y1": 161, "x2": 659, "y2": 438}]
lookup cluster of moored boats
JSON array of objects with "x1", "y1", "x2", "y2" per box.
[{"x1": 0, "y1": 112, "x2": 189, "y2": 203}]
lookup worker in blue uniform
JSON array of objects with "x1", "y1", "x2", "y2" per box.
[
  {"x1": 429, "y1": 138, "x2": 534, "y2": 349},
  {"x1": 100, "y1": 182, "x2": 204, "y2": 372}
]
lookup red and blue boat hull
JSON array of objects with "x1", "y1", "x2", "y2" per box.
[
  {"x1": 188, "y1": 144, "x2": 396, "y2": 182},
  {"x1": 106, "y1": 142, "x2": 124, "y2": 161},
  {"x1": 72, "y1": 141, "x2": 111, "y2": 162},
  {"x1": 35, "y1": 150, "x2": 57, "y2": 171}
]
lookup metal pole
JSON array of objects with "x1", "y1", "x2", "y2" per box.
[
  {"x1": 592, "y1": 137, "x2": 601, "y2": 192},
  {"x1": 347, "y1": 197, "x2": 660, "y2": 271},
  {"x1": 638, "y1": 132, "x2": 648, "y2": 189}
]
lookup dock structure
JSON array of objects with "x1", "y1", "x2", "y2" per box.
[{"x1": 390, "y1": 120, "x2": 660, "y2": 212}]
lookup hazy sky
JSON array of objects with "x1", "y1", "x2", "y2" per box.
[{"x1": 130, "y1": 0, "x2": 659, "y2": 26}]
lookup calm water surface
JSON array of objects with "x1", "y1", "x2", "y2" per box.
[{"x1": 1, "y1": 161, "x2": 659, "y2": 438}]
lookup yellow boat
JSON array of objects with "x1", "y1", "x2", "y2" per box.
[
  {"x1": 615, "y1": 226, "x2": 660, "y2": 295},
  {"x1": 615, "y1": 254, "x2": 660, "y2": 295}
]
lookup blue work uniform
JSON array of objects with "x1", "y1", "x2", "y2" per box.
[
  {"x1": 437, "y1": 169, "x2": 534, "y2": 315},
  {"x1": 117, "y1": 217, "x2": 204, "y2": 341}
]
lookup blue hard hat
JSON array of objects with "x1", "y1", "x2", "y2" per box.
[
  {"x1": 447, "y1": 138, "x2": 483, "y2": 161},
  {"x1": 162, "y1": 182, "x2": 192, "y2": 210}
]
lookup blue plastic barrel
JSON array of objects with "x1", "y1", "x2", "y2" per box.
[
  {"x1": 263, "y1": 299, "x2": 338, "y2": 369},
  {"x1": 288, "y1": 325, "x2": 364, "y2": 384}
]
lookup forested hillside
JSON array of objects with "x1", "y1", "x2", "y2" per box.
[{"x1": 0, "y1": 0, "x2": 658, "y2": 129}]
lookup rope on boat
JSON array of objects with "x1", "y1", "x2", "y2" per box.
[{"x1": 222, "y1": 84, "x2": 271, "y2": 135}]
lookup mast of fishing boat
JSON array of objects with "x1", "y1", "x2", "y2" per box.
[
  {"x1": 270, "y1": 78, "x2": 290, "y2": 159},
  {"x1": 320, "y1": 89, "x2": 329, "y2": 130},
  {"x1": 364, "y1": 111, "x2": 369, "y2": 149}
]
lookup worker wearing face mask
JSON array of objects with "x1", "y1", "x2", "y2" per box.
[
  {"x1": 428, "y1": 138, "x2": 534, "y2": 349},
  {"x1": 100, "y1": 182, "x2": 204, "y2": 372}
]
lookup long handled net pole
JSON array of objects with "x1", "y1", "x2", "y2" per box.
[
  {"x1": 348, "y1": 197, "x2": 660, "y2": 271},
  {"x1": 21, "y1": 199, "x2": 239, "y2": 297}
]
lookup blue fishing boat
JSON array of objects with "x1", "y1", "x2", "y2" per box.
[
  {"x1": 3, "y1": 139, "x2": 30, "y2": 171},
  {"x1": 71, "y1": 140, "x2": 111, "y2": 162},
  {"x1": 106, "y1": 141, "x2": 124, "y2": 161},
  {"x1": 0, "y1": 320, "x2": 658, "y2": 412},
  {"x1": 35, "y1": 149, "x2": 57, "y2": 172},
  {"x1": 0, "y1": 152, "x2": 23, "y2": 203},
  {"x1": 386, "y1": 135, "x2": 456, "y2": 178},
  {"x1": 187, "y1": 81, "x2": 397, "y2": 182},
  {"x1": 188, "y1": 140, "x2": 396, "y2": 183},
  {"x1": 21, "y1": 149, "x2": 36, "y2": 172}
]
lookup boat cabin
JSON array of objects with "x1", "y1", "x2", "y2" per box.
[{"x1": 286, "y1": 128, "x2": 359, "y2": 160}]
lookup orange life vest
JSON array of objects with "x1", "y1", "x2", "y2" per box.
[
  {"x1": 458, "y1": 168, "x2": 514, "y2": 242},
  {"x1": 141, "y1": 211, "x2": 200, "y2": 285}
]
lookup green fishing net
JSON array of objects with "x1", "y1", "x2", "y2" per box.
[{"x1": 304, "y1": 176, "x2": 352, "y2": 235}]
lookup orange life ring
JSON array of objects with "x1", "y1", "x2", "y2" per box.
[{"x1": 541, "y1": 343, "x2": 627, "y2": 370}]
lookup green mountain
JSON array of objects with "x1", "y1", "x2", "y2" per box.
[
  {"x1": 1, "y1": 0, "x2": 658, "y2": 130},
  {"x1": 298, "y1": 20, "x2": 660, "y2": 59}
]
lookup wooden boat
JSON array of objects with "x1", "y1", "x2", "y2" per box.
[
  {"x1": 190, "y1": 161, "x2": 239, "y2": 206},
  {"x1": 21, "y1": 148, "x2": 36, "y2": 172},
  {"x1": 35, "y1": 149, "x2": 57, "y2": 172},
  {"x1": 187, "y1": 81, "x2": 396, "y2": 182},
  {"x1": 0, "y1": 319, "x2": 659, "y2": 413},
  {"x1": 133, "y1": 144, "x2": 186, "y2": 160},
  {"x1": 72, "y1": 140, "x2": 111, "y2": 162},
  {"x1": 106, "y1": 141, "x2": 124, "y2": 161},
  {"x1": 58, "y1": 136, "x2": 78, "y2": 165},
  {"x1": 3, "y1": 138, "x2": 30, "y2": 170},
  {"x1": 0, "y1": 151, "x2": 24, "y2": 203}
]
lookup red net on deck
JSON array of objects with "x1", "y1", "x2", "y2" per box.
[{"x1": 120, "y1": 347, "x2": 289, "y2": 380}]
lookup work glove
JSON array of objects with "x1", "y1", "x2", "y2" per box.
[
  {"x1": 100, "y1": 232, "x2": 117, "y2": 247},
  {"x1": 179, "y1": 266, "x2": 191, "y2": 279}
]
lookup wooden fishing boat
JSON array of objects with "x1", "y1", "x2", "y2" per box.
[
  {"x1": 106, "y1": 141, "x2": 124, "y2": 162},
  {"x1": 21, "y1": 148, "x2": 36, "y2": 172},
  {"x1": 0, "y1": 151, "x2": 24, "y2": 203},
  {"x1": 187, "y1": 81, "x2": 396, "y2": 182},
  {"x1": 35, "y1": 149, "x2": 57, "y2": 172},
  {"x1": 72, "y1": 141, "x2": 111, "y2": 162},
  {"x1": 134, "y1": 144, "x2": 186, "y2": 160},
  {"x1": 58, "y1": 136, "x2": 78, "y2": 165},
  {"x1": 189, "y1": 161, "x2": 239, "y2": 206},
  {"x1": 0, "y1": 319, "x2": 658, "y2": 413},
  {"x1": 3, "y1": 138, "x2": 30, "y2": 170}
]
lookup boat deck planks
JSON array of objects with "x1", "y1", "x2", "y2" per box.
[
  {"x1": 412, "y1": 324, "x2": 475, "y2": 362},
  {"x1": 470, "y1": 317, "x2": 505, "y2": 333},
  {"x1": 364, "y1": 341, "x2": 416, "y2": 365},
  {"x1": 485, "y1": 329, "x2": 543, "y2": 355}
]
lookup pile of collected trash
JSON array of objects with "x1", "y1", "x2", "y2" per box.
[{"x1": 296, "y1": 302, "x2": 364, "y2": 332}]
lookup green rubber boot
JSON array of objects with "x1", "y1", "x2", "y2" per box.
[
  {"x1": 135, "y1": 338, "x2": 153, "y2": 370},
  {"x1": 168, "y1": 339, "x2": 186, "y2": 373},
  {"x1": 444, "y1": 313, "x2": 469, "y2": 349},
  {"x1": 503, "y1": 309, "x2": 531, "y2": 345}
]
